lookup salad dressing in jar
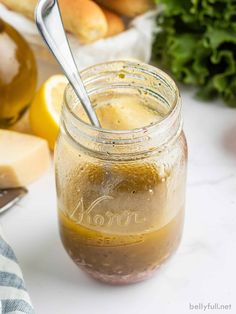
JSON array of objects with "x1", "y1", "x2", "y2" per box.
[{"x1": 55, "y1": 61, "x2": 187, "y2": 284}]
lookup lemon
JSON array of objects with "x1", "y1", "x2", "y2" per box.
[{"x1": 29, "y1": 75, "x2": 68, "y2": 150}]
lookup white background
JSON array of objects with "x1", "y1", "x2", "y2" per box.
[{"x1": 1, "y1": 59, "x2": 236, "y2": 314}]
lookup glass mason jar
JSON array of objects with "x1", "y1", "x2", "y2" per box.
[{"x1": 55, "y1": 61, "x2": 188, "y2": 285}]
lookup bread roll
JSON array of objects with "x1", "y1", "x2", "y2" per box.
[
  {"x1": 59, "y1": 0, "x2": 107, "y2": 43},
  {"x1": 95, "y1": 0, "x2": 155, "y2": 17},
  {"x1": 0, "y1": 0, "x2": 108, "y2": 43},
  {"x1": 0, "y1": 0, "x2": 36, "y2": 19},
  {"x1": 101, "y1": 7, "x2": 125, "y2": 37}
]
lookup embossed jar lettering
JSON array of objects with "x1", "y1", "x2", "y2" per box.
[{"x1": 68, "y1": 196, "x2": 146, "y2": 227}]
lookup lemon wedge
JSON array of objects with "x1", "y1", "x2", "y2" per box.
[{"x1": 29, "y1": 75, "x2": 68, "y2": 149}]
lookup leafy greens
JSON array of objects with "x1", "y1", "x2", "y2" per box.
[{"x1": 153, "y1": 0, "x2": 236, "y2": 106}]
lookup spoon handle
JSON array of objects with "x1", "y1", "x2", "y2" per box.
[{"x1": 35, "y1": 0, "x2": 100, "y2": 127}]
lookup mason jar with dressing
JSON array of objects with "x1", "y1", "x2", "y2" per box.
[{"x1": 55, "y1": 61, "x2": 188, "y2": 284}]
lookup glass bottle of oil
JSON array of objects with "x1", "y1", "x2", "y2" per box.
[{"x1": 0, "y1": 19, "x2": 37, "y2": 127}]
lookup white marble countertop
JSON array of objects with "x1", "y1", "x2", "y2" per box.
[{"x1": 1, "y1": 60, "x2": 236, "y2": 314}]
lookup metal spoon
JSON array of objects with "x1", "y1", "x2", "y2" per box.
[{"x1": 35, "y1": 0, "x2": 100, "y2": 127}]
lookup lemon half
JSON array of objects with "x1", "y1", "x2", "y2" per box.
[{"x1": 29, "y1": 75, "x2": 68, "y2": 149}]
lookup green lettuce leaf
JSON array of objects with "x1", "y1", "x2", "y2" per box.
[{"x1": 153, "y1": 0, "x2": 236, "y2": 106}]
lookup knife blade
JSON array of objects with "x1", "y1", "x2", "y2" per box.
[{"x1": 0, "y1": 188, "x2": 28, "y2": 214}]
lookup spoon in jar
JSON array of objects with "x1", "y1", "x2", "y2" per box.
[{"x1": 35, "y1": 0, "x2": 101, "y2": 127}]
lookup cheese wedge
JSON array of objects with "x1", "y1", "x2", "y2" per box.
[{"x1": 0, "y1": 130, "x2": 51, "y2": 189}]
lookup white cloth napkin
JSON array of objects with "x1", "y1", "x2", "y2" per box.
[{"x1": 0, "y1": 3, "x2": 158, "y2": 70}]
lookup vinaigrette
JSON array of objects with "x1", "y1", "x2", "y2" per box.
[{"x1": 55, "y1": 61, "x2": 187, "y2": 284}]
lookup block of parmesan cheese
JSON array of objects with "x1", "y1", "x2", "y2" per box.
[{"x1": 0, "y1": 130, "x2": 51, "y2": 189}]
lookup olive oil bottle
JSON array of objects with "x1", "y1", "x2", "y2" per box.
[{"x1": 0, "y1": 19, "x2": 37, "y2": 127}]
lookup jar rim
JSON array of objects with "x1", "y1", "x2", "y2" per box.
[
  {"x1": 63, "y1": 60, "x2": 180, "y2": 137},
  {"x1": 61, "y1": 60, "x2": 182, "y2": 159}
]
